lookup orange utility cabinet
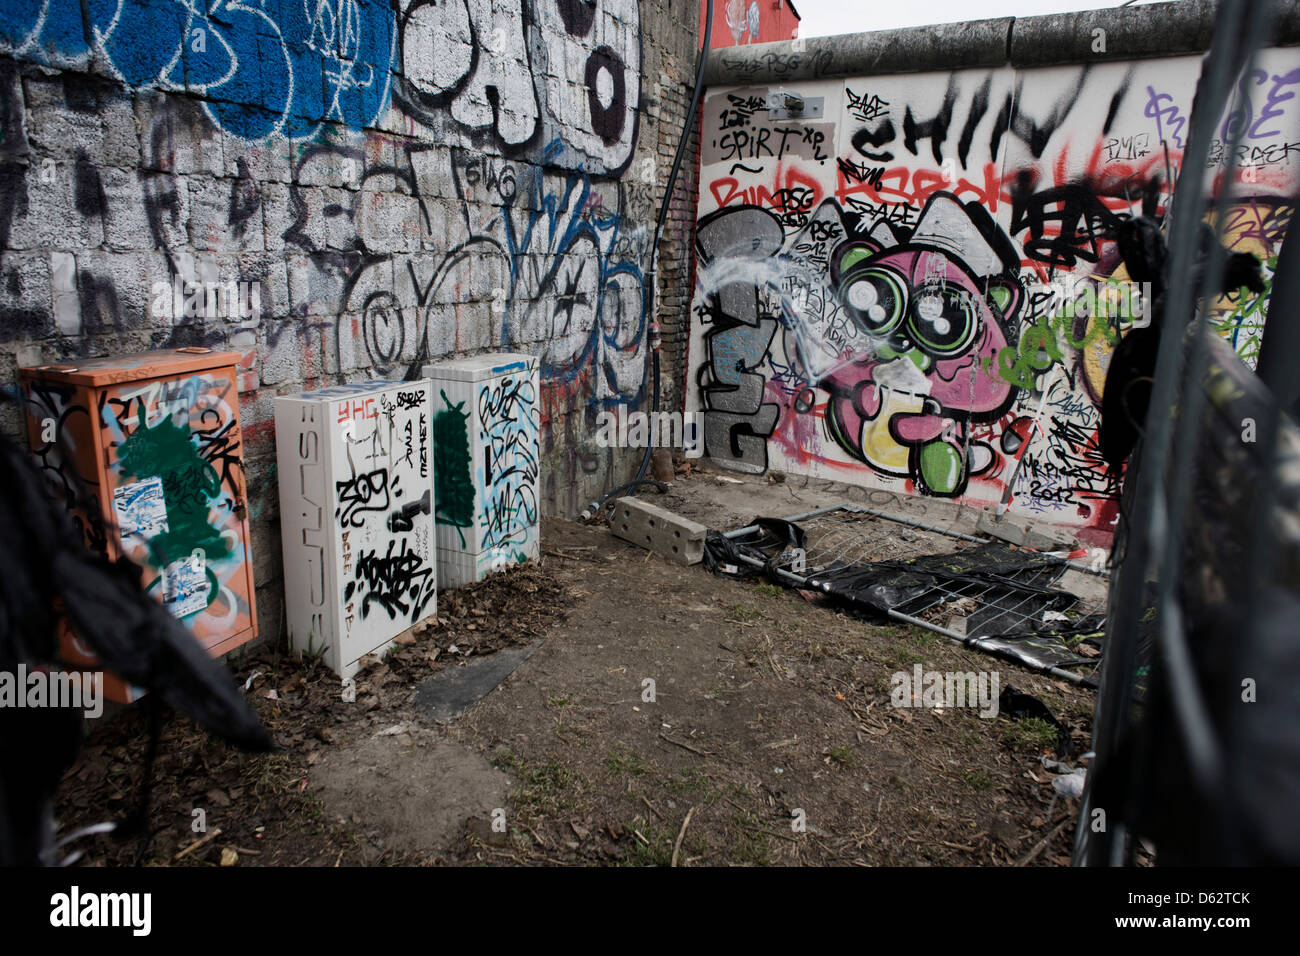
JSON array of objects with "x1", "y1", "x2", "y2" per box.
[{"x1": 19, "y1": 348, "x2": 258, "y2": 702}]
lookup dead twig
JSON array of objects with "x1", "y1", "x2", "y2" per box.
[
  {"x1": 174, "y1": 828, "x2": 222, "y2": 861},
  {"x1": 721, "y1": 794, "x2": 750, "y2": 815},
  {"x1": 934, "y1": 840, "x2": 977, "y2": 852},
  {"x1": 641, "y1": 796, "x2": 666, "y2": 821},
  {"x1": 671, "y1": 807, "x2": 696, "y2": 867},
  {"x1": 659, "y1": 733, "x2": 713, "y2": 757},
  {"x1": 542, "y1": 549, "x2": 588, "y2": 560},
  {"x1": 765, "y1": 644, "x2": 785, "y2": 680},
  {"x1": 1017, "y1": 814, "x2": 1074, "y2": 866}
]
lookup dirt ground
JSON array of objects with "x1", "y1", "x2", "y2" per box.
[{"x1": 53, "y1": 465, "x2": 1100, "y2": 867}]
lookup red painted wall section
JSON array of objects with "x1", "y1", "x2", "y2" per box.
[{"x1": 701, "y1": 0, "x2": 800, "y2": 48}]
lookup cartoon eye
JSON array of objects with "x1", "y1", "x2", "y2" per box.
[
  {"x1": 840, "y1": 267, "x2": 907, "y2": 336},
  {"x1": 907, "y1": 284, "x2": 978, "y2": 357}
]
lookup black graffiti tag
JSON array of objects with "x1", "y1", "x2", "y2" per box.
[
  {"x1": 347, "y1": 538, "x2": 435, "y2": 623},
  {"x1": 335, "y1": 468, "x2": 391, "y2": 527},
  {"x1": 481, "y1": 482, "x2": 538, "y2": 551},
  {"x1": 478, "y1": 373, "x2": 539, "y2": 549},
  {"x1": 1009, "y1": 174, "x2": 1124, "y2": 270}
]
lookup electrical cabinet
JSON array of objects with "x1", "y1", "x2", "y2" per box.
[
  {"x1": 421, "y1": 353, "x2": 540, "y2": 589},
  {"x1": 274, "y1": 380, "x2": 435, "y2": 679},
  {"x1": 19, "y1": 349, "x2": 258, "y2": 703}
]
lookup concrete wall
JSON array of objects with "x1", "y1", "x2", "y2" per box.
[
  {"x1": 0, "y1": 0, "x2": 702, "y2": 643},
  {"x1": 686, "y1": 1, "x2": 1300, "y2": 543}
]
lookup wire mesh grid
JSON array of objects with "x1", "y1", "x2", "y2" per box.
[
  {"x1": 724, "y1": 503, "x2": 1109, "y2": 681},
  {"x1": 788, "y1": 506, "x2": 982, "y2": 568},
  {"x1": 891, "y1": 566, "x2": 1107, "y2": 639}
]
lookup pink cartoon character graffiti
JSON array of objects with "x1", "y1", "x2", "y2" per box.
[{"x1": 820, "y1": 192, "x2": 1022, "y2": 497}]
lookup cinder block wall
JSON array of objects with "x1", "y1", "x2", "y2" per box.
[{"x1": 0, "y1": 0, "x2": 702, "y2": 644}]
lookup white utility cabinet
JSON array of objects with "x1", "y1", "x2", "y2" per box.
[
  {"x1": 274, "y1": 380, "x2": 435, "y2": 679},
  {"x1": 421, "y1": 353, "x2": 540, "y2": 588}
]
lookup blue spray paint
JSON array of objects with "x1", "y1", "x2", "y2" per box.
[{"x1": 2, "y1": 0, "x2": 395, "y2": 141}]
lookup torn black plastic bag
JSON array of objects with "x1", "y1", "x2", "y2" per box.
[
  {"x1": 0, "y1": 424, "x2": 271, "y2": 867},
  {"x1": 999, "y1": 684, "x2": 1074, "y2": 756},
  {"x1": 703, "y1": 518, "x2": 807, "y2": 582},
  {"x1": 971, "y1": 612, "x2": 1108, "y2": 676}
]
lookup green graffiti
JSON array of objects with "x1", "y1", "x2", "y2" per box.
[
  {"x1": 918, "y1": 440, "x2": 963, "y2": 495},
  {"x1": 1212, "y1": 254, "x2": 1274, "y2": 368},
  {"x1": 433, "y1": 390, "x2": 474, "y2": 549},
  {"x1": 988, "y1": 289, "x2": 1124, "y2": 390},
  {"x1": 116, "y1": 404, "x2": 229, "y2": 610}
]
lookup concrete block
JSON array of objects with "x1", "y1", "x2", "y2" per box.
[
  {"x1": 611, "y1": 496, "x2": 706, "y2": 565},
  {"x1": 0, "y1": 252, "x2": 53, "y2": 339},
  {"x1": 977, "y1": 510, "x2": 1079, "y2": 552}
]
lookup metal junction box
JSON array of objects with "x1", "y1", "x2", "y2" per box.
[
  {"x1": 421, "y1": 353, "x2": 540, "y2": 589},
  {"x1": 274, "y1": 380, "x2": 435, "y2": 679},
  {"x1": 19, "y1": 348, "x2": 259, "y2": 703}
]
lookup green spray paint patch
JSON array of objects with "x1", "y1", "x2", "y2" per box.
[
  {"x1": 433, "y1": 390, "x2": 474, "y2": 549},
  {"x1": 116, "y1": 405, "x2": 230, "y2": 609},
  {"x1": 918, "y1": 440, "x2": 963, "y2": 494},
  {"x1": 986, "y1": 286, "x2": 1127, "y2": 390},
  {"x1": 1212, "y1": 255, "x2": 1274, "y2": 366}
]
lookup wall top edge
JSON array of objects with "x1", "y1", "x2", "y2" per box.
[{"x1": 703, "y1": 0, "x2": 1300, "y2": 86}]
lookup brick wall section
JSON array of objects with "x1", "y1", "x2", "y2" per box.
[
  {"x1": 651, "y1": 66, "x2": 703, "y2": 417},
  {"x1": 0, "y1": 0, "x2": 703, "y2": 647}
]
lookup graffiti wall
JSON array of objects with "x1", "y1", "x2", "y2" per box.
[
  {"x1": 687, "y1": 49, "x2": 1300, "y2": 541},
  {"x1": 0, "y1": 0, "x2": 700, "y2": 640}
]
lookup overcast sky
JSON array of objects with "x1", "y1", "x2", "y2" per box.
[{"x1": 794, "y1": 0, "x2": 1161, "y2": 37}]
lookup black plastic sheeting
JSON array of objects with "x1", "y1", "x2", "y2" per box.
[
  {"x1": 806, "y1": 543, "x2": 1103, "y2": 676},
  {"x1": 706, "y1": 522, "x2": 1107, "y2": 680}
]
